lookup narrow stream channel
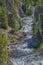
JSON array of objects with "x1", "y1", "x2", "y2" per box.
[{"x1": 10, "y1": 14, "x2": 43, "y2": 65}]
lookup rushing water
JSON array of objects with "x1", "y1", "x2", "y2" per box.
[
  {"x1": 10, "y1": 48, "x2": 43, "y2": 65},
  {"x1": 10, "y1": 15, "x2": 43, "y2": 65}
]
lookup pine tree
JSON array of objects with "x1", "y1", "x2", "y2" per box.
[
  {"x1": 2, "y1": 0, "x2": 8, "y2": 29},
  {"x1": 0, "y1": 31, "x2": 10, "y2": 65},
  {"x1": 0, "y1": 0, "x2": 8, "y2": 29},
  {"x1": 12, "y1": 15, "x2": 18, "y2": 32},
  {"x1": 37, "y1": 0, "x2": 43, "y2": 6},
  {"x1": 10, "y1": 0, "x2": 19, "y2": 32}
]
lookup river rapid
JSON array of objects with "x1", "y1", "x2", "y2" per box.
[{"x1": 10, "y1": 15, "x2": 43, "y2": 65}]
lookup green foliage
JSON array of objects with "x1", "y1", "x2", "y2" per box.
[
  {"x1": 30, "y1": 0, "x2": 43, "y2": 6},
  {"x1": 33, "y1": 20, "x2": 39, "y2": 38},
  {"x1": 37, "y1": 0, "x2": 43, "y2": 6},
  {"x1": 12, "y1": 16, "x2": 18, "y2": 32},
  {"x1": 2, "y1": 0, "x2": 8, "y2": 29},
  {"x1": 10, "y1": 0, "x2": 19, "y2": 32},
  {"x1": 22, "y1": 0, "x2": 31, "y2": 15},
  {"x1": 0, "y1": 0, "x2": 8, "y2": 29},
  {"x1": 38, "y1": 41, "x2": 43, "y2": 49},
  {"x1": 0, "y1": 31, "x2": 10, "y2": 65},
  {"x1": 0, "y1": 8, "x2": 4, "y2": 22},
  {"x1": 10, "y1": 0, "x2": 17, "y2": 16}
]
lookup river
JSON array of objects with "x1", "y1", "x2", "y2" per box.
[{"x1": 10, "y1": 14, "x2": 43, "y2": 65}]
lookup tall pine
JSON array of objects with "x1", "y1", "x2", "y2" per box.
[
  {"x1": 0, "y1": 31, "x2": 10, "y2": 65},
  {"x1": 10, "y1": 0, "x2": 19, "y2": 32},
  {"x1": 2, "y1": 0, "x2": 8, "y2": 29},
  {"x1": 0, "y1": 0, "x2": 8, "y2": 29}
]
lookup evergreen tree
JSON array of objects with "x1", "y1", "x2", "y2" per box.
[
  {"x1": 0, "y1": 0, "x2": 8, "y2": 29},
  {"x1": 12, "y1": 15, "x2": 18, "y2": 32},
  {"x1": 0, "y1": 31, "x2": 10, "y2": 65},
  {"x1": 10, "y1": 0, "x2": 19, "y2": 32},
  {"x1": 2, "y1": 0, "x2": 8, "y2": 29},
  {"x1": 37, "y1": 0, "x2": 43, "y2": 6}
]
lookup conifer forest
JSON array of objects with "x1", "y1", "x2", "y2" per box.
[{"x1": 0, "y1": 0, "x2": 43, "y2": 65}]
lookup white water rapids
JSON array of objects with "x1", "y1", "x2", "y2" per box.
[{"x1": 10, "y1": 15, "x2": 43, "y2": 65}]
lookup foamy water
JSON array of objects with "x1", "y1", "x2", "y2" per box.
[{"x1": 10, "y1": 15, "x2": 43, "y2": 65}]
